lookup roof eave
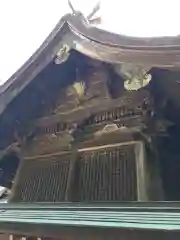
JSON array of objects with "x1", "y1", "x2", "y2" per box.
[{"x1": 1, "y1": 13, "x2": 180, "y2": 116}]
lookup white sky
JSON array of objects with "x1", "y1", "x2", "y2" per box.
[{"x1": 0, "y1": 0, "x2": 180, "y2": 85}]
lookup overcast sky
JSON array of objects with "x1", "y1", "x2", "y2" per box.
[{"x1": 0, "y1": 0, "x2": 180, "y2": 84}]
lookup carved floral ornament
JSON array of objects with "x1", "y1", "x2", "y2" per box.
[
  {"x1": 55, "y1": 44, "x2": 70, "y2": 64},
  {"x1": 113, "y1": 63, "x2": 152, "y2": 91}
]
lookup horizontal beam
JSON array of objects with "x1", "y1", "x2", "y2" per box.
[{"x1": 1, "y1": 201, "x2": 180, "y2": 210}]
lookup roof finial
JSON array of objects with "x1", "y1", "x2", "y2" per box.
[
  {"x1": 68, "y1": 0, "x2": 76, "y2": 15},
  {"x1": 67, "y1": 0, "x2": 101, "y2": 25},
  {"x1": 87, "y1": 1, "x2": 100, "y2": 20}
]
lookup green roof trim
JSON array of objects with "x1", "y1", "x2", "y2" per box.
[
  {"x1": 0, "y1": 210, "x2": 180, "y2": 230},
  {"x1": 0, "y1": 202, "x2": 180, "y2": 233}
]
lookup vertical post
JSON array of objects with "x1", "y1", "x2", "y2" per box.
[
  {"x1": 135, "y1": 141, "x2": 148, "y2": 201},
  {"x1": 65, "y1": 152, "x2": 77, "y2": 201}
]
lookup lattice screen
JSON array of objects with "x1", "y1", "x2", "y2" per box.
[
  {"x1": 76, "y1": 145, "x2": 138, "y2": 201},
  {"x1": 11, "y1": 154, "x2": 71, "y2": 202},
  {"x1": 11, "y1": 141, "x2": 147, "y2": 202}
]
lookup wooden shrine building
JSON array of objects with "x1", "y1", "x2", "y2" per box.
[{"x1": 1, "y1": 4, "x2": 180, "y2": 239}]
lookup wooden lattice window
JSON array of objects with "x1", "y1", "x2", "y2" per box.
[{"x1": 10, "y1": 141, "x2": 147, "y2": 202}]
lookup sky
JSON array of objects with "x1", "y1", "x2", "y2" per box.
[{"x1": 0, "y1": 0, "x2": 180, "y2": 85}]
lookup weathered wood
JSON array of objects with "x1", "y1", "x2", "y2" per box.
[
  {"x1": 10, "y1": 154, "x2": 72, "y2": 202},
  {"x1": 65, "y1": 153, "x2": 77, "y2": 201},
  {"x1": 11, "y1": 140, "x2": 149, "y2": 202},
  {"x1": 34, "y1": 89, "x2": 150, "y2": 127}
]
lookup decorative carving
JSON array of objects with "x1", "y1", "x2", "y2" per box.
[
  {"x1": 124, "y1": 73, "x2": 152, "y2": 91},
  {"x1": 55, "y1": 44, "x2": 70, "y2": 64},
  {"x1": 113, "y1": 63, "x2": 152, "y2": 91},
  {"x1": 50, "y1": 64, "x2": 110, "y2": 116},
  {"x1": 73, "y1": 81, "x2": 86, "y2": 99},
  {"x1": 95, "y1": 123, "x2": 119, "y2": 136}
]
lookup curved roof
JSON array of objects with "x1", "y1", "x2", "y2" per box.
[{"x1": 1, "y1": 13, "x2": 180, "y2": 115}]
